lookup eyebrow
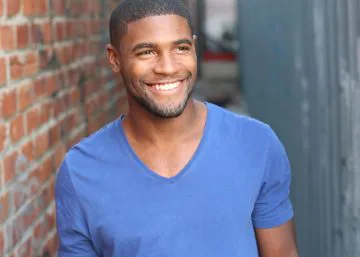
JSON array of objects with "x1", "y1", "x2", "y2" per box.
[
  {"x1": 173, "y1": 39, "x2": 193, "y2": 45},
  {"x1": 131, "y1": 38, "x2": 192, "y2": 52}
]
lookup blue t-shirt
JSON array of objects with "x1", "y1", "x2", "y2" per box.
[{"x1": 55, "y1": 103, "x2": 293, "y2": 257}]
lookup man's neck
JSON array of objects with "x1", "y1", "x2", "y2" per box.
[{"x1": 122, "y1": 99, "x2": 206, "y2": 145}]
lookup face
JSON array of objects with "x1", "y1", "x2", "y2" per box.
[{"x1": 107, "y1": 15, "x2": 197, "y2": 118}]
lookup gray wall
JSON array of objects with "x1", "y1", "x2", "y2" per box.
[{"x1": 237, "y1": 0, "x2": 360, "y2": 256}]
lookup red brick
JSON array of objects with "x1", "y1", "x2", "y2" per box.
[
  {"x1": 38, "y1": 0, "x2": 48, "y2": 15},
  {"x1": 10, "y1": 114, "x2": 24, "y2": 142},
  {"x1": 37, "y1": 157, "x2": 52, "y2": 183},
  {"x1": 7, "y1": 0, "x2": 20, "y2": 16},
  {"x1": 0, "y1": 229, "x2": 4, "y2": 256},
  {"x1": 0, "y1": 191, "x2": 10, "y2": 224},
  {"x1": 70, "y1": 87, "x2": 80, "y2": 106},
  {"x1": 49, "y1": 124, "x2": 60, "y2": 146},
  {"x1": 24, "y1": 0, "x2": 37, "y2": 16},
  {"x1": 0, "y1": 124, "x2": 6, "y2": 151},
  {"x1": 33, "y1": 132, "x2": 49, "y2": 158},
  {"x1": 55, "y1": 22, "x2": 67, "y2": 41},
  {"x1": 24, "y1": 51, "x2": 38, "y2": 77},
  {"x1": 44, "y1": 74, "x2": 58, "y2": 96},
  {"x1": 0, "y1": 89, "x2": 17, "y2": 119},
  {"x1": 16, "y1": 24, "x2": 29, "y2": 49},
  {"x1": 26, "y1": 106, "x2": 41, "y2": 133},
  {"x1": 43, "y1": 21, "x2": 52, "y2": 43},
  {"x1": 54, "y1": 98, "x2": 65, "y2": 117},
  {"x1": 0, "y1": 0, "x2": 3, "y2": 16},
  {"x1": 41, "y1": 102, "x2": 53, "y2": 123},
  {"x1": 9, "y1": 55, "x2": 23, "y2": 81},
  {"x1": 32, "y1": 21, "x2": 52, "y2": 45},
  {"x1": 0, "y1": 25, "x2": 15, "y2": 51},
  {"x1": 0, "y1": 58, "x2": 6, "y2": 85},
  {"x1": 67, "y1": 21, "x2": 75, "y2": 38},
  {"x1": 21, "y1": 140, "x2": 33, "y2": 161},
  {"x1": 3, "y1": 151, "x2": 17, "y2": 183},
  {"x1": 53, "y1": 143, "x2": 65, "y2": 169},
  {"x1": 10, "y1": 52, "x2": 38, "y2": 80},
  {"x1": 53, "y1": 0, "x2": 65, "y2": 15},
  {"x1": 17, "y1": 82, "x2": 34, "y2": 111}
]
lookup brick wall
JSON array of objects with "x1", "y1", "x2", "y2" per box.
[{"x1": 0, "y1": 0, "x2": 126, "y2": 256}]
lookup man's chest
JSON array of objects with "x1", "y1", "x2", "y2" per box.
[{"x1": 87, "y1": 166, "x2": 261, "y2": 254}]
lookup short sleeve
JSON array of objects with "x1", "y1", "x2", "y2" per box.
[
  {"x1": 55, "y1": 160, "x2": 99, "y2": 257},
  {"x1": 252, "y1": 128, "x2": 294, "y2": 228}
]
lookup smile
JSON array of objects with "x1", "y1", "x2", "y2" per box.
[{"x1": 146, "y1": 79, "x2": 185, "y2": 92}]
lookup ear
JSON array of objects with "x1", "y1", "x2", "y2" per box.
[{"x1": 106, "y1": 44, "x2": 121, "y2": 73}]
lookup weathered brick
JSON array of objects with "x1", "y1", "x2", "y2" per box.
[
  {"x1": 7, "y1": 0, "x2": 20, "y2": 16},
  {"x1": 53, "y1": 143, "x2": 65, "y2": 169},
  {"x1": 0, "y1": 89, "x2": 17, "y2": 119},
  {"x1": 0, "y1": 57, "x2": 6, "y2": 85},
  {"x1": 52, "y1": 0, "x2": 65, "y2": 15},
  {"x1": 10, "y1": 114, "x2": 24, "y2": 143},
  {"x1": 16, "y1": 24, "x2": 30, "y2": 49},
  {"x1": 17, "y1": 82, "x2": 34, "y2": 111},
  {"x1": 24, "y1": 0, "x2": 37, "y2": 16},
  {"x1": 33, "y1": 131, "x2": 49, "y2": 158},
  {"x1": 54, "y1": 22, "x2": 66, "y2": 41},
  {"x1": 0, "y1": 0, "x2": 3, "y2": 16},
  {"x1": 0, "y1": 0, "x2": 126, "y2": 253},
  {"x1": 3, "y1": 151, "x2": 18, "y2": 184},
  {"x1": 21, "y1": 140, "x2": 33, "y2": 161},
  {"x1": 0, "y1": 229, "x2": 4, "y2": 256},
  {"x1": 9, "y1": 55, "x2": 23, "y2": 81},
  {"x1": 24, "y1": 51, "x2": 39, "y2": 77},
  {"x1": 38, "y1": 157, "x2": 52, "y2": 183},
  {"x1": 42, "y1": 21, "x2": 52, "y2": 43},
  {"x1": 38, "y1": 0, "x2": 48, "y2": 15},
  {"x1": 0, "y1": 191, "x2": 10, "y2": 224},
  {"x1": 26, "y1": 106, "x2": 41, "y2": 133},
  {"x1": 10, "y1": 52, "x2": 39, "y2": 81},
  {"x1": 0, "y1": 123, "x2": 6, "y2": 152},
  {"x1": 0, "y1": 25, "x2": 15, "y2": 51}
]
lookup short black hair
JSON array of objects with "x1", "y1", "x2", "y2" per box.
[{"x1": 109, "y1": 0, "x2": 193, "y2": 48}]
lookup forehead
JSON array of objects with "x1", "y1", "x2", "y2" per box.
[{"x1": 120, "y1": 15, "x2": 192, "y2": 50}]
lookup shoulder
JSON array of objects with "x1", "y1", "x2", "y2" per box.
[
  {"x1": 207, "y1": 102, "x2": 275, "y2": 143},
  {"x1": 58, "y1": 118, "x2": 123, "y2": 180},
  {"x1": 67, "y1": 119, "x2": 121, "y2": 162}
]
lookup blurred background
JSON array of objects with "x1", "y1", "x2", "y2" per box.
[{"x1": 0, "y1": 0, "x2": 359, "y2": 256}]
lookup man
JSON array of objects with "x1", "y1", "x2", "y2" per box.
[{"x1": 55, "y1": 0, "x2": 298, "y2": 256}]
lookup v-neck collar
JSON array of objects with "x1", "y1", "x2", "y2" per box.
[{"x1": 116, "y1": 102, "x2": 212, "y2": 184}]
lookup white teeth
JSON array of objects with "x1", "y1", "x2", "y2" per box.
[{"x1": 153, "y1": 81, "x2": 180, "y2": 91}]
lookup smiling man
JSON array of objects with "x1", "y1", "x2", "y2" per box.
[{"x1": 55, "y1": 0, "x2": 298, "y2": 256}]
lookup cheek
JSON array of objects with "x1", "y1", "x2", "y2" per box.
[{"x1": 127, "y1": 61, "x2": 152, "y2": 81}]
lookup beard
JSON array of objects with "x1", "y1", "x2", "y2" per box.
[{"x1": 122, "y1": 73, "x2": 195, "y2": 119}]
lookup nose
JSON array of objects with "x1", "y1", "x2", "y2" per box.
[{"x1": 153, "y1": 53, "x2": 178, "y2": 75}]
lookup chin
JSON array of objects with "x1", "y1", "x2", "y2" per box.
[{"x1": 148, "y1": 102, "x2": 188, "y2": 119}]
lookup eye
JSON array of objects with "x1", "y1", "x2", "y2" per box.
[
  {"x1": 175, "y1": 46, "x2": 190, "y2": 53},
  {"x1": 137, "y1": 50, "x2": 155, "y2": 56}
]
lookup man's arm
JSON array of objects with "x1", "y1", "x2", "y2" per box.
[
  {"x1": 55, "y1": 160, "x2": 99, "y2": 257},
  {"x1": 255, "y1": 219, "x2": 298, "y2": 257},
  {"x1": 252, "y1": 127, "x2": 298, "y2": 256}
]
